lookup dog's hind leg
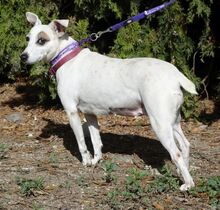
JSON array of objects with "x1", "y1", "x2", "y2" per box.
[
  {"x1": 173, "y1": 114, "x2": 190, "y2": 170},
  {"x1": 141, "y1": 89, "x2": 194, "y2": 191},
  {"x1": 149, "y1": 114, "x2": 194, "y2": 191},
  {"x1": 85, "y1": 114, "x2": 103, "y2": 165}
]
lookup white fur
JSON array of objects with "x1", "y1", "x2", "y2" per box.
[{"x1": 22, "y1": 13, "x2": 197, "y2": 191}]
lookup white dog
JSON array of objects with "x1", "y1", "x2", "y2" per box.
[{"x1": 21, "y1": 12, "x2": 197, "y2": 191}]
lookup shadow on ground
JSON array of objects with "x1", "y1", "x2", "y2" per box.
[
  {"x1": 1, "y1": 83, "x2": 61, "y2": 109},
  {"x1": 39, "y1": 118, "x2": 170, "y2": 169}
]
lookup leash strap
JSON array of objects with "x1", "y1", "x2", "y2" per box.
[
  {"x1": 110, "y1": 0, "x2": 176, "y2": 32},
  {"x1": 79, "y1": 0, "x2": 176, "y2": 45}
]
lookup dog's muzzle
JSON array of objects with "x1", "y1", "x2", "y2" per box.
[{"x1": 20, "y1": 53, "x2": 29, "y2": 63}]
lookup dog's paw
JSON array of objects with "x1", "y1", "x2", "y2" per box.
[
  {"x1": 82, "y1": 158, "x2": 92, "y2": 166},
  {"x1": 180, "y1": 181, "x2": 195, "y2": 191},
  {"x1": 91, "y1": 155, "x2": 102, "y2": 165},
  {"x1": 82, "y1": 152, "x2": 92, "y2": 166}
]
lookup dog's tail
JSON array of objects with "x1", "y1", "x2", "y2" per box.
[{"x1": 178, "y1": 72, "x2": 198, "y2": 95}]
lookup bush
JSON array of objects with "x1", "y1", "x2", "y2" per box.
[{"x1": 0, "y1": 0, "x2": 59, "y2": 78}]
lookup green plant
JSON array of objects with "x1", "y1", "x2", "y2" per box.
[
  {"x1": 189, "y1": 176, "x2": 220, "y2": 208},
  {"x1": 147, "y1": 165, "x2": 180, "y2": 193},
  {"x1": 76, "y1": 175, "x2": 88, "y2": 187},
  {"x1": 62, "y1": 180, "x2": 72, "y2": 190},
  {"x1": 182, "y1": 93, "x2": 200, "y2": 119},
  {"x1": 107, "y1": 189, "x2": 121, "y2": 209},
  {"x1": 0, "y1": 143, "x2": 8, "y2": 159},
  {"x1": 122, "y1": 168, "x2": 147, "y2": 200},
  {"x1": 16, "y1": 177, "x2": 44, "y2": 196},
  {"x1": 106, "y1": 167, "x2": 150, "y2": 208},
  {"x1": 49, "y1": 152, "x2": 58, "y2": 164},
  {"x1": 32, "y1": 203, "x2": 46, "y2": 210},
  {"x1": 101, "y1": 160, "x2": 118, "y2": 183}
]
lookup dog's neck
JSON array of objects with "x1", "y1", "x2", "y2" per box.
[{"x1": 50, "y1": 35, "x2": 78, "y2": 62}]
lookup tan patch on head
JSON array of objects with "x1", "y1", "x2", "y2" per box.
[{"x1": 38, "y1": 31, "x2": 50, "y2": 41}]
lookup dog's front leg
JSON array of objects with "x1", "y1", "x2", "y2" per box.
[
  {"x1": 66, "y1": 111, "x2": 92, "y2": 165},
  {"x1": 84, "y1": 114, "x2": 103, "y2": 165}
]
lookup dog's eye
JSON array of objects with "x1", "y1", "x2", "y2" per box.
[
  {"x1": 37, "y1": 38, "x2": 47, "y2": 45},
  {"x1": 26, "y1": 36, "x2": 30, "y2": 42}
]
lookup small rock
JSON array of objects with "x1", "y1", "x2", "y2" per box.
[
  {"x1": 5, "y1": 112, "x2": 23, "y2": 123},
  {"x1": 115, "y1": 154, "x2": 133, "y2": 164},
  {"x1": 145, "y1": 165, "x2": 162, "y2": 176},
  {"x1": 21, "y1": 166, "x2": 34, "y2": 172},
  {"x1": 27, "y1": 133, "x2": 34, "y2": 138},
  {"x1": 199, "y1": 124, "x2": 208, "y2": 130}
]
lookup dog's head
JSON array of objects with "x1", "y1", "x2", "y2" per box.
[{"x1": 21, "y1": 12, "x2": 69, "y2": 64}]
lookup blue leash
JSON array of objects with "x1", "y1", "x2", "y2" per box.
[{"x1": 78, "y1": 0, "x2": 176, "y2": 45}]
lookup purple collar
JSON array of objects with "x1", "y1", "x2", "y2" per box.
[
  {"x1": 49, "y1": 42, "x2": 81, "y2": 75},
  {"x1": 50, "y1": 41, "x2": 79, "y2": 66}
]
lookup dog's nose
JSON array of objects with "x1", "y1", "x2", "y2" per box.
[{"x1": 20, "y1": 53, "x2": 28, "y2": 62}]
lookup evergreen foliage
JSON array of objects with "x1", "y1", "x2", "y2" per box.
[{"x1": 0, "y1": 0, "x2": 58, "y2": 78}]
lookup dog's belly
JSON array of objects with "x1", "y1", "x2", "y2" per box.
[
  {"x1": 109, "y1": 106, "x2": 146, "y2": 116},
  {"x1": 77, "y1": 98, "x2": 146, "y2": 117}
]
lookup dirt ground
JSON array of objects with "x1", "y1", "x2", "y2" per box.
[{"x1": 0, "y1": 82, "x2": 219, "y2": 210}]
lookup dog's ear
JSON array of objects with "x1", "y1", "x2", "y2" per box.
[
  {"x1": 26, "y1": 12, "x2": 42, "y2": 26},
  {"x1": 49, "y1": 19, "x2": 69, "y2": 38}
]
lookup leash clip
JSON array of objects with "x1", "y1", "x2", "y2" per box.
[{"x1": 89, "y1": 28, "x2": 112, "y2": 42}]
